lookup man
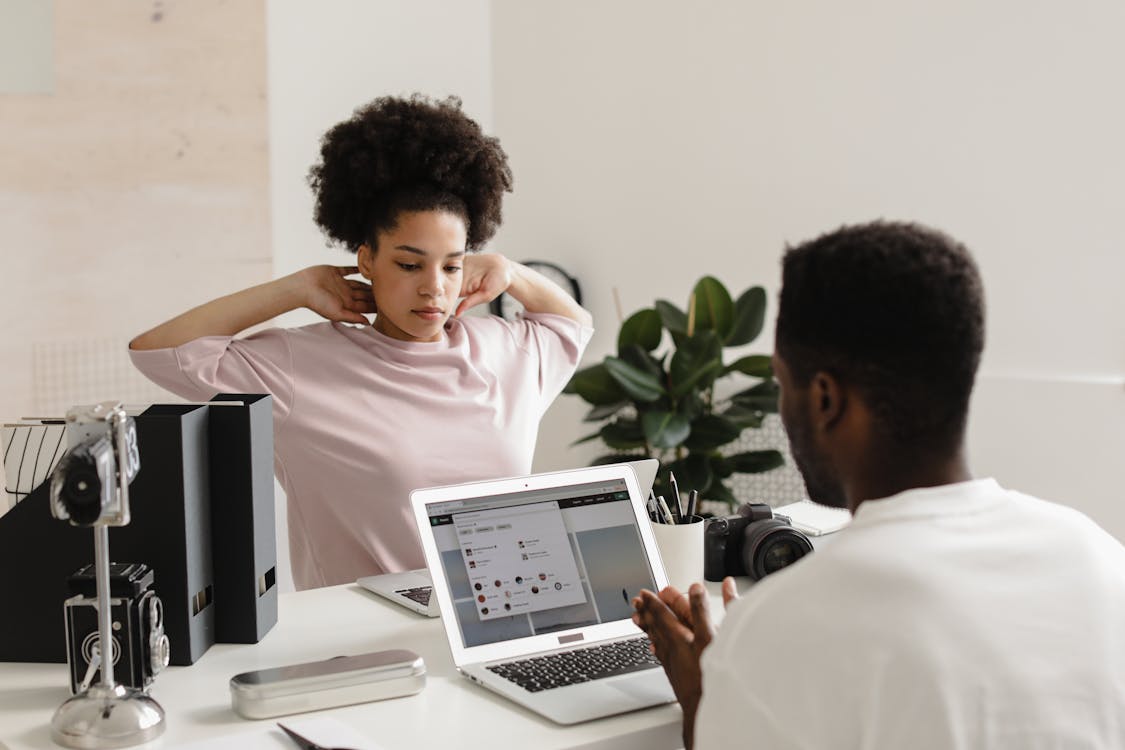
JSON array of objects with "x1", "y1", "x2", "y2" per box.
[{"x1": 633, "y1": 222, "x2": 1125, "y2": 749}]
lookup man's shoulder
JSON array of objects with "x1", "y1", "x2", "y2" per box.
[{"x1": 993, "y1": 485, "x2": 1118, "y2": 540}]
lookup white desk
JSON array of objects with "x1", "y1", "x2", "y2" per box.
[{"x1": 0, "y1": 583, "x2": 689, "y2": 750}]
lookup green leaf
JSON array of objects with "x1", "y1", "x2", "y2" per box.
[
  {"x1": 604, "y1": 356, "x2": 665, "y2": 402},
  {"x1": 570, "y1": 429, "x2": 603, "y2": 446},
  {"x1": 718, "y1": 403, "x2": 764, "y2": 429},
  {"x1": 619, "y1": 344, "x2": 666, "y2": 382},
  {"x1": 705, "y1": 479, "x2": 738, "y2": 508},
  {"x1": 590, "y1": 453, "x2": 649, "y2": 467},
  {"x1": 669, "y1": 331, "x2": 724, "y2": 397},
  {"x1": 724, "y1": 449, "x2": 785, "y2": 474},
  {"x1": 710, "y1": 453, "x2": 735, "y2": 479},
  {"x1": 724, "y1": 354, "x2": 773, "y2": 378},
  {"x1": 584, "y1": 402, "x2": 629, "y2": 422},
  {"x1": 731, "y1": 379, "x2": 780, "y2": 413},
  {"x1": 684, "y1": 414, "x2": 742, "y2": 451},
  {"x1": 641, "y1": 410, "x2": 692, "y2": 449},
  {"x1": 690, "y1": 276, "x2": 734, "y2": 339},
  {"x1": 617, "y1": 308, "x2": 663, "y2": 353},
  {"x1": 675, "y1": 360, "x2": 723, "y2": 398},
  {"x1": 676, "y1": 391, "x2": 706, "y2": 421},
  {"x1": 565, "y1": 364, "x2": 627, "y2": 406},
  {"x1": 655, "y1": 299, "x2": 687, "y2": 334},
  {"x1": 726, "y1": 286, "x2": 767, "y2": 346},
  {"x1": 600, "y1": 419, "x2": 647, "y2": 450},
  {"x1": 666, "y1": 454, "x2": 715, "y2": 498}
]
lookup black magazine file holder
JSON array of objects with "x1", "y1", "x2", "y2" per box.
[
  {"x1": 208, "y1": 393, "x2": 278, "y2": 643},
  {"x1": 0, "y1": 396, "x2": 276, "y2": 664},
  {"x1": 0, "y1": 404, "x2": 215, "y2": 665},
  {"x1": 112, "y1": 403, "x2": 215, "y2": 665}
]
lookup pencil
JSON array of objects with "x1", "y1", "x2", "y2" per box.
[
  {"x1": 686, "y1": 489, "x2": 698, "y2": 519},
  {"x1": 669, "y1": 472, "x2": 684, "y2": 521},
  {"x1": 656, "y1": 495, "x2": 675, "y2": 525}
]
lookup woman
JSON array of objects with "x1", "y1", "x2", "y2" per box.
[{"x1": 130, "y1": 95, "x2": 593, "y2": 589}]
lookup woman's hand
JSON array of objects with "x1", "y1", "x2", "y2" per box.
[
  {"x1": 297, "y1": 265, "x2": 377, "y2": 324},
  {"x1": 454, "y1": 252, "x2": 592, "y2": 326},
  {"x1": 456, "y1": 254, "x2": 513, "y2": 317},
  {"x1": 131, "y1": 264, "x2": 374, "y2": 350}
]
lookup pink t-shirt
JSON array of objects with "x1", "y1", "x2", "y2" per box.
[{"x1": 129, "y1": 312, "x2": 592, "y2": 590}]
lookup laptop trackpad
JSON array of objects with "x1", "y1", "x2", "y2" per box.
[{"x1": 607, "y1": 672, "x2": 676, "y2": 704}]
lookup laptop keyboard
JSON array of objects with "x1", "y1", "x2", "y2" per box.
[
  {"x1": 486, "y1": 636, "x2": 660, "y2": 692},
  {"x1": 395, "y1": 586, "x2": 432, "y2": 606}
]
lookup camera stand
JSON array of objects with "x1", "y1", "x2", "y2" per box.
[{"x1": 50, "y1": 526, "x2": 165, "y2": 749}]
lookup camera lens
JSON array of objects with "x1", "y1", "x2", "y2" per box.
[
  {"x1": 742, "y1": 521, "x2": 814, "y2": 581},
  {"x1": 56, "y1": 447, "x2": 105, "y2": 525}
]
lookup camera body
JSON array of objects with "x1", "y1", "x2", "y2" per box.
[
  {"x1": 63, "y1": 562, "x2": 170, "y2": 694},
  {"x1": 49, "y1": 401, "x2": 140, "y2": 527},
  {"x1": 704, "y1": 502, "x2": 814, "y2": 582}
]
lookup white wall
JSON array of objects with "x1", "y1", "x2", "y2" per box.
[
  {"x1": 0, "y1": 1, "x2": 270, "y2": 500},
  {"x1": 8, "y1": 2, "x2": 1121, "y2": 591},
  {"x1": 267, "y1": 0, "x2": 493, "y2": 324},
  {"x1": 491, "y1": 2, "x2": 1125, "y2": 536}
]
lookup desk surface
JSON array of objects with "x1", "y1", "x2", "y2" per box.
[{"x1": 0, "y1": 582, "x2": 701, "y2": 750}]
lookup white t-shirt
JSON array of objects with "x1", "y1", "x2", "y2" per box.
[
  {"x1": 130, "y1": 312, "x2": 592, "y2": 590},
  {"x1": 695, "y1": 479, "x2": 1125, "y2": 749}
]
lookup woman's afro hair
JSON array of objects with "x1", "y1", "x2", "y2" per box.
[{"x1": 308, "y1": 94, "x2": 513, "y2": 252}]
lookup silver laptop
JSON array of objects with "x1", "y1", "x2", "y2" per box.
[
  {"x1": 357, "y1": 459, "x2": 659, "y2": 619},
  {"x1": 409, "y1": 462, "x2": 675, "y2": 724}
]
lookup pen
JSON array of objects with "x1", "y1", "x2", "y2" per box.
[
  {"x1": 656, "y1": 495, "x2": 675, "y2": 525},
  {"x1": 669, "y1": 471, "x2": 684, "y2": 522},
  {"x1": 686, "y1": 489, "x2": 698, "y2": 520},
  {"x1": 646, "y1": 490, "x2": 659, "y2": 522}
]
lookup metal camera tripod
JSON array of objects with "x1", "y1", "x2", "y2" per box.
[{"x1": 50, "y1": 403, "x2": 165, "y2": 749}]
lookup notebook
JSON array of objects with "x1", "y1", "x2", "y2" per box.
[
  {"x1": 357, "y1": 459, "x2": 660, "y2": 619},
  {"x1": 773, "y1": 499, "x2": 852, "y2": 536},
  {"x1": 409, "y1": 463, "x2": 675, "y2": 724}
]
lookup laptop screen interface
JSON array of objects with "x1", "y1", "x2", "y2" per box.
[{"x1": 424, "y1": 478, "x2": 658, "y2": 648}]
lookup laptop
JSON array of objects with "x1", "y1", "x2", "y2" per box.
[
  {"x1": 409, "y1": 462, "x2": 676, "y2": 724},
  {"x1": 357, "y1": 459, "x2": 659, "y2": 619}
]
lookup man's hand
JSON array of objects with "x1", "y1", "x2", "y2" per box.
[
  {"x1": 456, "y1": 254, "x2": 512, "y2": 316},
  {"x1": 298, "y1": 265, "x2": 377, "y2": 324},
  {"x1": 632, "y1": 578, "x2": 739, "y2": 750}
]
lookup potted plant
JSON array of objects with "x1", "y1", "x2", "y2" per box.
[{"x1": 564, "y1": 276, "x2": 784, "y2": 510}]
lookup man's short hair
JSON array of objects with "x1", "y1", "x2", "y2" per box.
[{"x1": 775, "y1": 221, "x2": 985, "y2": 455}]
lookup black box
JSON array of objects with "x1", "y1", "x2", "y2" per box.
[
  {"x1": 208, "y1": 393, "x2": 278, "y2": 642},
  {"x1": 0, "y1": 479, "x2": 92, "y2": 663},
  {"x1": 0, "y1": 404, "x2": 215, "y2": 665},
  {"x1": 111, "y1": 403, "x2": 215, "y2": 665}
]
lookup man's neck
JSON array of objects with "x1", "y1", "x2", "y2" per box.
[{"x1": 845, "y1": 450, "x2": 973, "y2": 514}]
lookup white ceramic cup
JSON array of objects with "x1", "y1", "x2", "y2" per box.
[{"x1": 649, "y1": 516, "x2": 705, "y2": 592}]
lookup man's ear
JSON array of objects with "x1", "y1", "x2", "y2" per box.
[
  {"x1": 810, "y1": 371, "x2": 845, "y2": 432},
  {"x1": 357, "y1": 244, "x2": 375, "y2": 279}
]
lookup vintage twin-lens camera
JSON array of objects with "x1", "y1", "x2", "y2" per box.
[
  {"x1": 49, "y1": 401, "x2": 140, "y2": 527},
  {"x1": 63, "y1": 563, "x2": 170, "y2": 694},
  {"x1": 704, "y1": 502, "x2": 814, "y2": 582}
]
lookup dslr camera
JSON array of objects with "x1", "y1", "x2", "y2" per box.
[
  {"x1": 49, "y1": 400, "x2": 140, "y2": 527},
  {"x1": 63, "y1": 563, "x2": 170, "y2": 694},
  {"x1": 704, "y1": 502, "x2": 814, "y2": 582}
]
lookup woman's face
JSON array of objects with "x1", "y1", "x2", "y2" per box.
[{"x1": 357, "y1": 210, "x2": 467, "y2": 342}]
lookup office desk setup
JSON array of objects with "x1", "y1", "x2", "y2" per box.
[{"x1": 0, "y1": 581, "x2": 723, "y2": 750}]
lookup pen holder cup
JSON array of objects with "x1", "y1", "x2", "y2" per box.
[{"x1": 649, "y1": 516, "x2": 705, "y2": 592}]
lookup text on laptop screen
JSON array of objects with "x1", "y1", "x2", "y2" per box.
[{"x1": 424, "y1": 478, "x2": 658, "y2": 648}]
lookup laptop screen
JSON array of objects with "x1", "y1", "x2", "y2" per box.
[{"x1": 423, "y1": 476, "x2": 659, "y2": 648}]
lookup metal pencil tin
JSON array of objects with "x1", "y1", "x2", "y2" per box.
[{"x1": 229, "y1": 648, "x2": 426, "y2": 719}]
